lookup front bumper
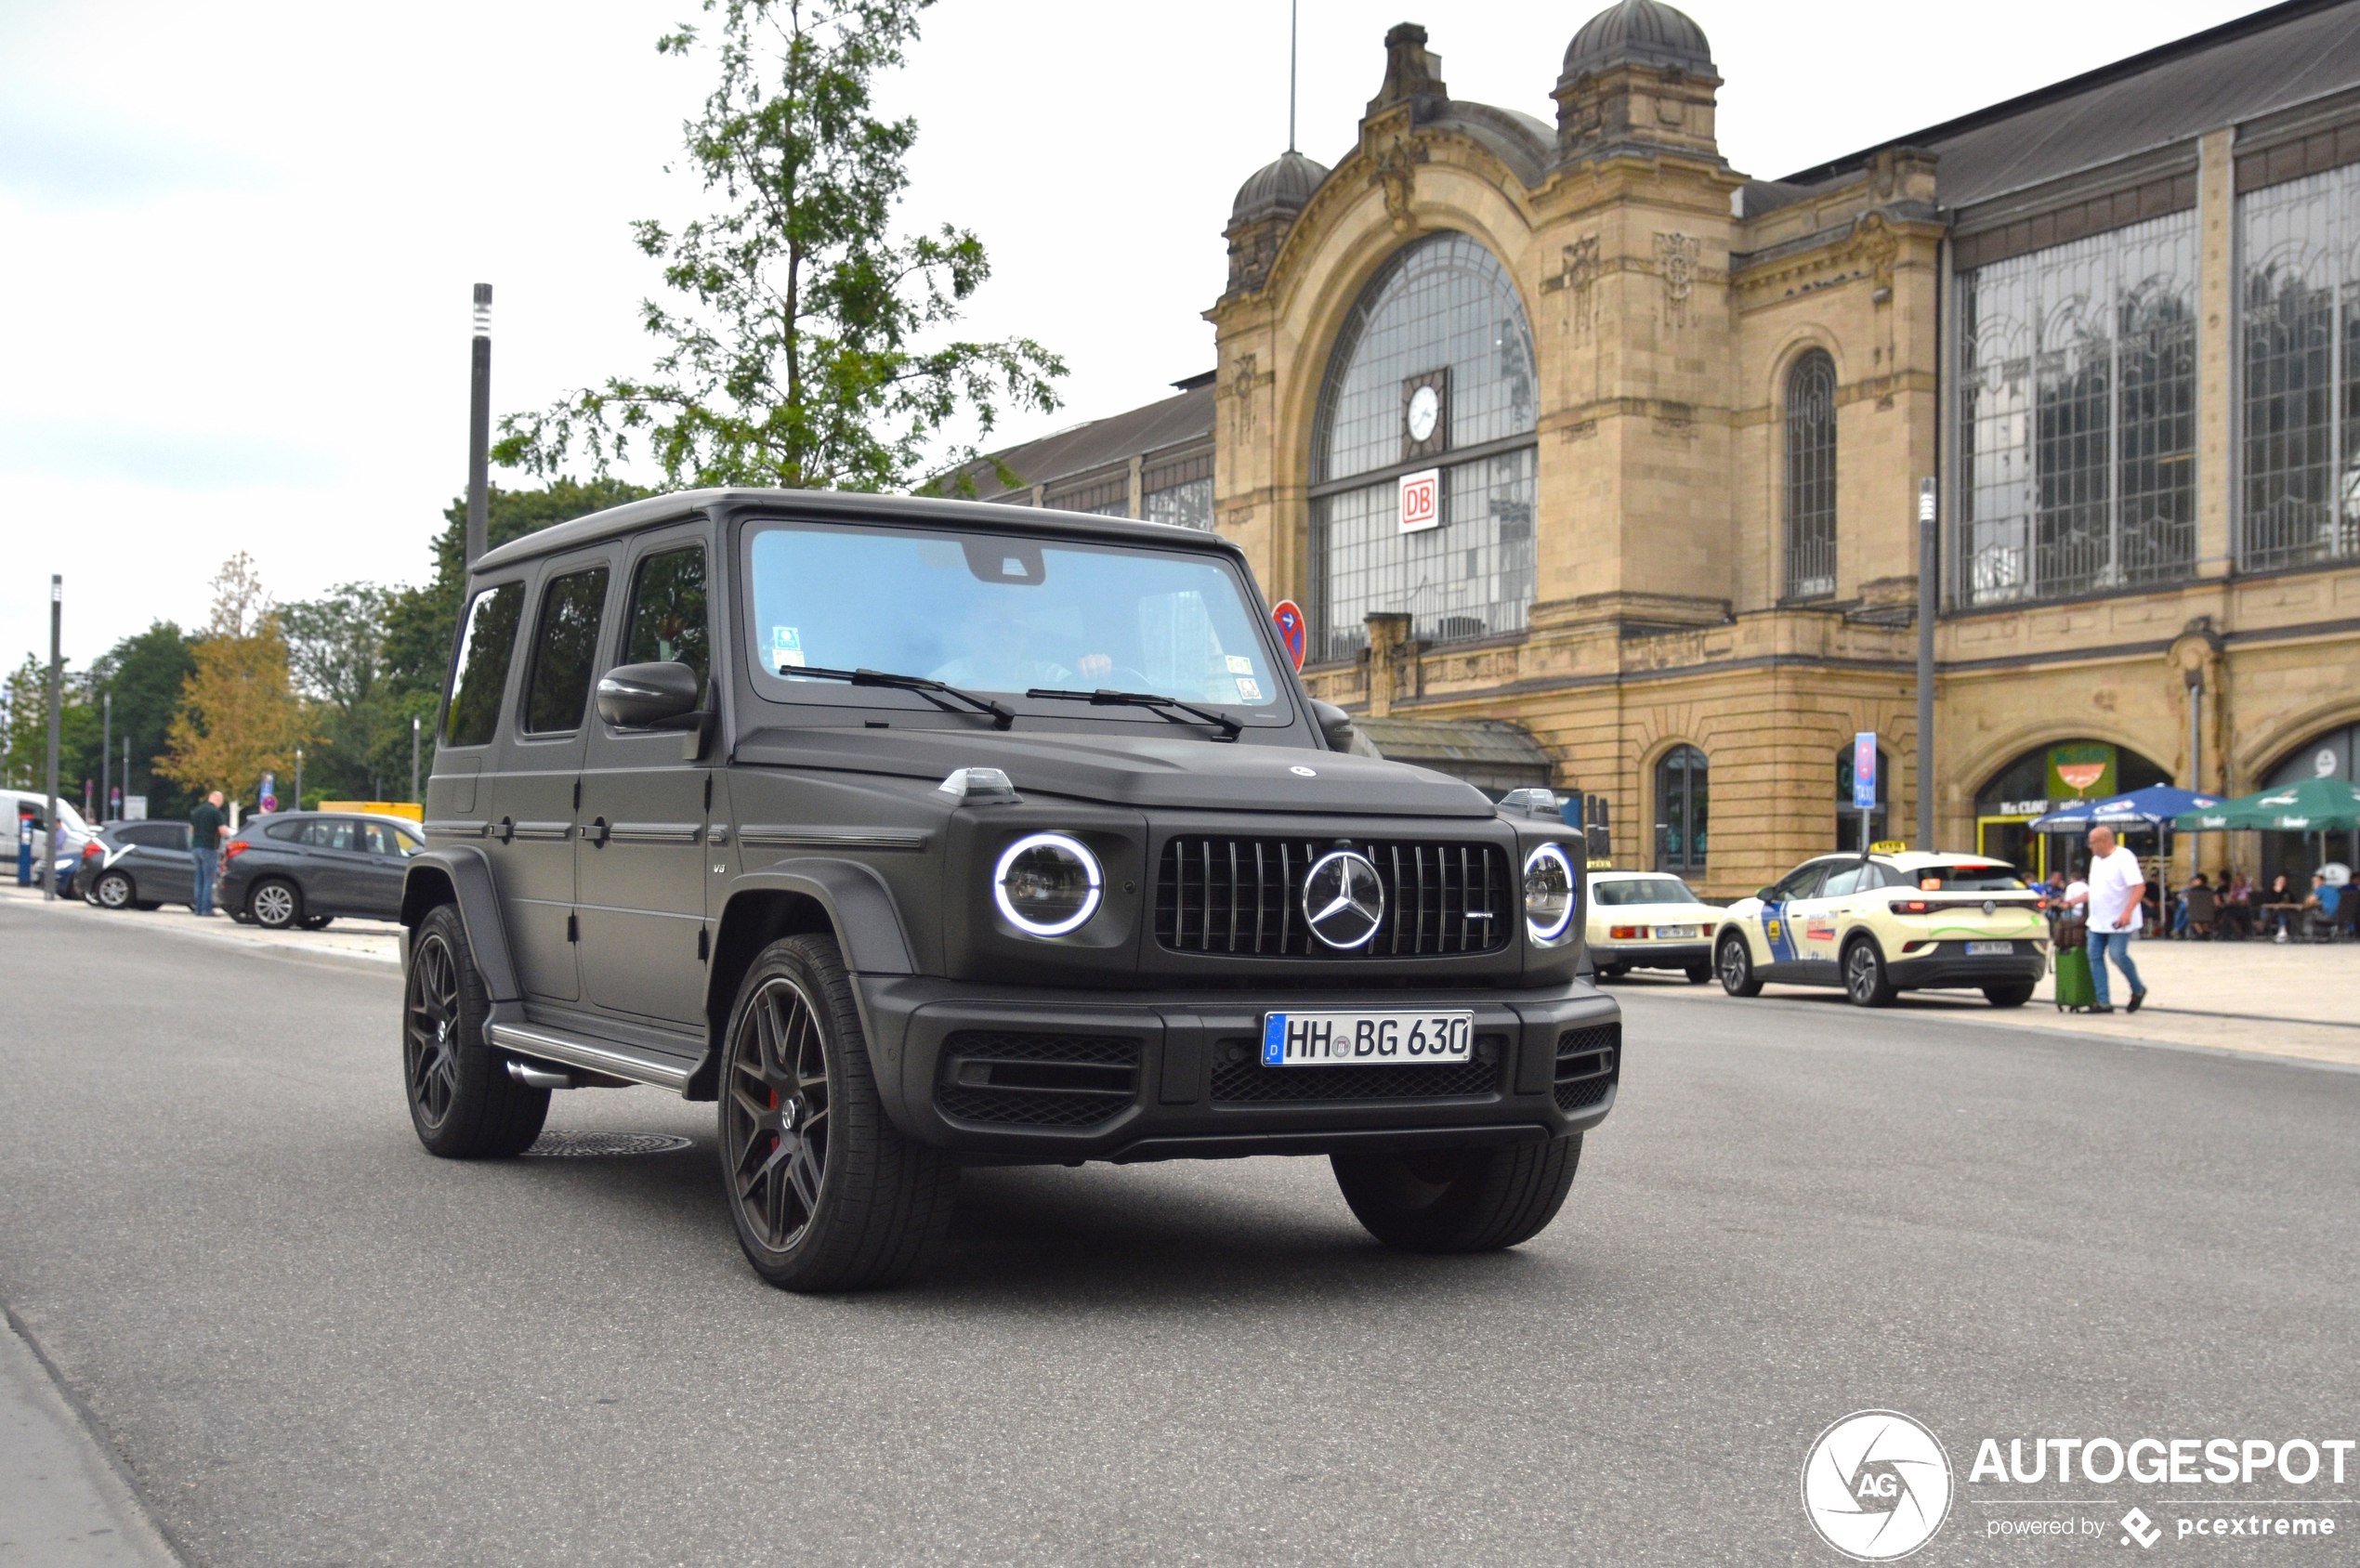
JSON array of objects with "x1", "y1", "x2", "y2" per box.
[
  {"x1": 1887, "y1": 939, "x2": 2048, "y2": 989},
  {"x1": 1592, "y1": 941, "x2": 1712, "y2": 972},
  {"x1": 854, "y1": 974, "x2": 1621, "y2": 1163}
]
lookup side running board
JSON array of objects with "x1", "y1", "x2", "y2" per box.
[{"x1": 487, "y1": 1023, "x2": 694, "y2": 1094}]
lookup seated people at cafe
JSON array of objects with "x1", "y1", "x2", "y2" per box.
[
  {"x1": 2265, "y1": 873, "x2": 2298, "y2": 938},
  {"x1": 2219, "y1": 871, "x2": 2254, "y2": 938},
  {"x1": 2178, "y1": 872, "x2": 2217, "y2": 939},
  {"x1": 2171, "y1": 871, "x2": 2209, "y2": 936},
  {"x1": 2301, "y1": 873, "x2": 2342, "y2": 940}
]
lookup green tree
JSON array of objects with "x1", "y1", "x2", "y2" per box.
[
  {"x1": 379, "y1": 478, "x2": 650, "y2": 793},
  {"x1": 494, "y1": 0, "x2": 1062, "y2": 491},
  {"x1": 282, "y1": 582, "x2": 398, "y2": 802},
  {"x1": 2, "y1": 653, "x2": 46, "y2": 791},
  {"x1": 156, "y1": 555, "x2": 312, "y2": 810},
  {"x1": 81, "y1": 623, "x2": 201, "y2": 821}
]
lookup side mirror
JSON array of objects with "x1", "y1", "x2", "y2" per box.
[
  {"x1": 1308, "y1": 699, "x2": 1358, "y2": 753},
  {"x1": 1756, "y1": 887, "x2": 1774, "y2": 901},
  {"x1": 597, "y1": 661, "x2": 702, "y2": 728}
]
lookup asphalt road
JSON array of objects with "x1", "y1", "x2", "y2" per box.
[{"x1": 3, "y1": 902, "x2": 2354, "y2": 1568}]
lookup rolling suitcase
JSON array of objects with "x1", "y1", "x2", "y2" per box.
[{"x1": 2052, "y1": 928, "x2": 2094, "y2": 1013}]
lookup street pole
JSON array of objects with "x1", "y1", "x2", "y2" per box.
[
  {"x1": 466, "y1": 283, "x2": 492, "y2": 568},
  {"x1": 101, "y1": 690, "x2": 111, "y2": 822},
  {"x1": 2185, "y1": 666, "x2": 2203, "y2": 880},
  {"x1": 295, "y1": 745, "x2": 304, "y2": 812},
  {"x1": 43, "y1": 575, "x2": 60, "y2": 901},
  {"x1": 411, "y1": 714, "x2": 421, "y2": 804},
  {"x1": 1916, "y1": 477, "x2": 1937, "y2": 852}
]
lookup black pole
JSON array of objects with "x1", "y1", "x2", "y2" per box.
[
  {"x1": 43, "y1": 575, "x2": 60, "y2": 901},
  {"x1": 101, "y1": 690, "x2": 111, "y2": 823},
  {"x1": 1916, "y1": 477, "x2": 1937, "y2": 852},
  {"x1": 411, "y1": 714, "x2": 421, "y2": 804},
  {"x1": 466, "y1": 283, "x2": 492, "y2": 568}
]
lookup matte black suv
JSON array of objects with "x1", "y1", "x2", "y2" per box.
[{"x1": 400, "y1": 490, "x2": 1619, "y2": 1290}]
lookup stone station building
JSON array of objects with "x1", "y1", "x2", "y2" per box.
[{"x1": 968, "y1": 0, "x2": 2360, "y2": 898}]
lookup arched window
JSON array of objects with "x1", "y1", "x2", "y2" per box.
[
  {"x1": 1655, "y1": 745, "x2": 1709, "y2": 873},
  {"x1": 1785, "y1": 349, "x2": 1838, "y2": 599},
  {"x1": 1835, "y1": 744, "x2": 1890, "y2": 853},
  {"x1": 1310, "y1": 231, "x2": 1538, "y2": 662}
]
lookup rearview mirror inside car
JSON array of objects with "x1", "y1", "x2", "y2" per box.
[{"x1": 597, "y1": 661, "x2": 702, "y2": 729}]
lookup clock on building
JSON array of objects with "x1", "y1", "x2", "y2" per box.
[{"x1": 1401, "y1": 368, "x2": 1449, "y2": 461}]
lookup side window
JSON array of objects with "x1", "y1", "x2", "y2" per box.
[
  {"x1": 265, "y1": 820, "x2": 303, "y2": 842},
  {"x1": 623, "y1": 545, "x2": 710, "y2": 692},
  {"x1": 445, "y1": 582, "x2": 525, "y2": 747},
  {"x1": 1772, "y1": 865, "x2": 1825, "y2": 902},
  {"x1": 301, "y1": 820, "x2": 358, "y2": 851},
  {"x1": 1820, "y1": 865, "x2": 1866, "y2": 899},
  {"x1": 524, "y1": 567, "x2": 611, "y2": 734},
  {"x1": 362, "y1": 823, "x2": 406, "y2": 856}
]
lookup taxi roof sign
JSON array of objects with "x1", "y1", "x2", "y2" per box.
[{"x1": 1869, "y1": 840, "x2": 1908, "y2": 854}]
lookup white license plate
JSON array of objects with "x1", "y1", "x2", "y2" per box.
[
  {"x1": 1653, "y1": 925, "x2": 1698, "y2": 940},
  {"x1": 1965, "y1": 940, "x2": 2014, "y2": 956},
  {"x1": 1261, "y1": 1010, "x2": 1475, "y2": 1066}
]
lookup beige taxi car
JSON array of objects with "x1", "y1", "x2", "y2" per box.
[{"x1": 1586, "y1": 869, "x2": 1724, "y2": 983}]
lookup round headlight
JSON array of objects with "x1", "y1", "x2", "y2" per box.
[
  {"x1": 993, "y1": 832, "x2": 1103, "y2": 936},
  {"x1": 1523, "y1": 842, "x2": 1576, "y2": 944}
]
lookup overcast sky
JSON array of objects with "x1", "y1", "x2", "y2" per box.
[{"x1": 0, "y1": 0, "x2": 2277, "y2": 667}]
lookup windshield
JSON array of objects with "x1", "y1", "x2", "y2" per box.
[
  {"x1": 1908, "y1": 862, "x2": 2028, "y2": 892},
  {"x1": 744, "y1": 521, "x2": 1281, "y2": 713},
  {"x1": 1594, "y1": 877, "x2": 1699, "y2": 907}
]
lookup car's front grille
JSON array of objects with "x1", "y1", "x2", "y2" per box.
[
  {"x1": 934, "y1": 1031, "x2": 1142, "y2": 1130},
  {"x1": 1554, "y1": 1023, "x2": 1619, "y2": 1114},
  {"x1": 1207, "y1": 1034, "x2": 1506, "y2": 1102},
  {"x1": 1156, "y1": 836, "x2": 1511, "y2": 958}
]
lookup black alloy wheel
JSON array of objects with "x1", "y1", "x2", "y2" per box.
[
  {"x1": 1331, "y1": 1136, "x2": 1581, "y2": 1253},
  {"x1": 92, "y1": 870, "x2": 134, "y2": 910},
  {"x1": 249, "y1": 878, "x2": 302, "y2": 929},
  {"x1": 719, "y1": 934, "x2": 954, "y2": 1292},
  {"x1": 1717, "y1": 934, "x2": 1763, "y2": 997},
  {"x1": 402, "y1": 903, "x2": 548, "y2": 1157},
  {"x1": 1843, "y1": 936, "x2": 1896, "y2": 1007}
]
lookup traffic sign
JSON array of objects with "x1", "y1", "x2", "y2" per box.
[{"x1": 1272, "y1": 599, "x2": 1306, "y2": 672}]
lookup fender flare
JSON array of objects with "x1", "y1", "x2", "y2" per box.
[
  {"x1": 401, "y1": 846, "x2": 522, "y2": 1004},
  {"x1": 714, "y1": 857, "x2": 916, "y2": 981}
]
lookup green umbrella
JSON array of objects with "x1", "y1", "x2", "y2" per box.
[{"x1": 2170, "y1": 775, "x2": 2360, "y2": 833}]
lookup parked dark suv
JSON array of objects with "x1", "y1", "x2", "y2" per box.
[
  {"x1": 221, "y1": 811, "x2": 424, "y2": 927},
  {"x1": 80, "y1": 820, "x2": 197, "y2": 910},
  {"x1": 401, "y1": 490, "x2": 1619, "y2": 1291}
]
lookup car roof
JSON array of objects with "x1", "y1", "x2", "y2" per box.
[
  {"x1": 470, "y1": 487, "x2": 1250, "y2": 577},
  {"x1": 1589, "y1": 869, "x2": 1689, "y2": 879}
]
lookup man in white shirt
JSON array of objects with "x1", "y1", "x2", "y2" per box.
[{"x1": 2083, "y1": 825, "x2": 2148, "y2": 1013}]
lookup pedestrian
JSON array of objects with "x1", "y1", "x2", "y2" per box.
[
  {"x1": 190, "y1": 790, "x2": 229, "y2": 917},
  {"x1": 2082, "y1": 824, "x2": 2147, "y2": 1013}
]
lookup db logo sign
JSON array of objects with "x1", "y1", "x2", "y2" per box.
[{"x1": 1397, "y1": 467, "x2": 1440, "y2": 533}]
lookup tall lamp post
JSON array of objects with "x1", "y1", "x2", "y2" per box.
[
  {"x1": 466, "y1": 283, "x2": 492, "y2": 568},
  {"x1": 1915, "y1": 478, "x2": 1938, "y2": 852},
  {"x1": 101, "y1": 690, "x2": 111, "y2": 823},
  {"x1": 43, "y1": 575, "x2": 61, "y2": 901},
  {"x1": 411, "y1": 714, "x2": 421, "y2": 804}
]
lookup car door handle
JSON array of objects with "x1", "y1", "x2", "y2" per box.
[
  {"x1": 583, "y1": 817, "x2": 609, "y2": 846},
  {"x1": 493, "y1": 817, "x2": 515, "y2": 844}
]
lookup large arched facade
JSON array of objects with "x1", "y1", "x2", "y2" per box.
[{"x1": 1308, "y1": 231, "x2": 1540, "y2": 662}]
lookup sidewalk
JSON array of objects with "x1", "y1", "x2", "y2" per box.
[
  {"x1": 0, "y1": 881, "x2": 400, "y2": 971},
  {"x1": 0, "y1": 1312, "x2": 180, "y2": 1566}
]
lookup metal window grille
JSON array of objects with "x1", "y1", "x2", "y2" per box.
[
  {"x1": 2239, "y1": 167, "x2": 2360, "y2": 573},
  {"x1": 1784, "y1": 351, "x2": 1838, "y2": 598},
  {"x1": 1956, "y1": 211, "x2": 2197, "y2": 606},
  {"x1": 1654, "y1": 744, "x2": 1708, "y2": 872},
  {"x1": 1308, "y1": 232, "x2": 1538, "y2": 663},
  {"x1": 1044, "y1": 466, "x2": 1131, "y2": 517},
  {"x1": 1143, "y1": 445, "x2": 1214, "y2": 530}
]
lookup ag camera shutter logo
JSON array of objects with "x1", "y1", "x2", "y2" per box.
[{"x1": 1802, "y1": 1410, "x2": 1953, "y2": 1561}]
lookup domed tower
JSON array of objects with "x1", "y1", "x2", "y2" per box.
[
  {"x1": 1553, "y1": 0, "x2": 1722, "y2": 166},
  {"x1": 1224, "y1": 149, "x2": 1329, "y2": 296}
]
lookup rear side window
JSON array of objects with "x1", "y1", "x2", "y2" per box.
[
  {"x1": 301, "y1": 820, "x2": 360, "y2": 851},
  {"x1": 446, "y1": 583, "x2": 524, "y2": 747},
  {"x1": 266, "y1": 820, "x2": 303, "y2": 842},
  {"x1": 1916, "y1": 863, "x2": 2028, "y2": 892},
  {"x1": 1820, "y1": 865, "x2": 1868, "y2": 898},
  {"x1": 125, "y1": 823, "x2": 187, "y2": 849},
  {"x1": 524, "y1": 567, "x2": 611, "y2": 734},
  {"x1": 361, "y1": 822, "x2": 408, "y2": 856},
  {"x1": 623, "y1": 545, "x2": 709, "y2": 691},
  {"x1": 1770, "y1": 864, "x2": 1827, "y2": 901}
]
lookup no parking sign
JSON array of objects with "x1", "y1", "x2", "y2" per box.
[{"x1": 1272, "y1": 599, "x2": 1306, "y2": 672}]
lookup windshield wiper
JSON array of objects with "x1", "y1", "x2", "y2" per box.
[
  {"x1": 792, "y1": 665, "x2": 1015, "y2": 730},
  {"x1": 1026, "y1": 686, "x2": 1243, "y2": 741}
]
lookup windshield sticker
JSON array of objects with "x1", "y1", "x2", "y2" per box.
[
  {"x1": 771, "y1": 626, "x2": 806, "y2": 670},
  {"x1": 1234, "y1": 676, "x2": 1264, "y2": 702},
  {"x1": 1225, "y1": 655, "x2": 1253, "y2": 674}
]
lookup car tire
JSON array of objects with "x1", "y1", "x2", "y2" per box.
[
  {"x1": 1595, "y1": 965, "x2": 1625, "y2": 982},
  {"x1": 719, "y1": 934, "x2": 957, "y2": 1292},
  {"x1": 1842, "y1": 936, "x2": 1897, "y2": 1008},
  {"x1": 91, "y1": 869, "x2": 134, "y2": 910},
  {"x1": 249, "y1": 878, "x2": 302, "y2": 929},
  {"x1": 1984, "y1": 983, "x2": 2035, "y2": 1008},
  {"x1": 300, "y1": 915, "x2": 334, "y2": 930},
  {"x1": 1685, "y1": 963, "x2": 1713, "y2": 985},
  {"x1": 1331, "y1": 1135, "x2": 1580, "y2": 1254},
  {"x1": 403, "y1": 902, "x2": 549, "y2": 1158},
  {"x1": 1716, "y1": 934, "x2": 1763, "y2": 997}
]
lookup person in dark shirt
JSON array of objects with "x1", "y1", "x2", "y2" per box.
[{"x1": 189, "y1": 791, "x2": 228, "y2": 916}]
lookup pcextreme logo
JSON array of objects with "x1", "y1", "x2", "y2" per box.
[{"x1": 1803, "y1": 1410, "x2": 1955, "y2": 1561}]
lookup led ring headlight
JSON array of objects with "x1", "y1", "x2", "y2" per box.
[
  {"x1": 1522, "y1": 842, "x2": 1577, "y2": 945},
  {"x1": 992, "y1": 832, "x2": 1103, "y2": 937}
]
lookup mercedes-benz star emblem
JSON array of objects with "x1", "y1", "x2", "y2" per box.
[{"x1": 1303, "y1": 850, "x2": 1384, "y2": 950}]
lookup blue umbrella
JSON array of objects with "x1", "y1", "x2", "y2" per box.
[{"x1": 2027, "y1": 784, "x2": 2222, "y2": 832}]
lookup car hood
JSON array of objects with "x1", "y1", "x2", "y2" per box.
[{"x1": 732, "y1": 725, "x2": 1499, "y2": 817}]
